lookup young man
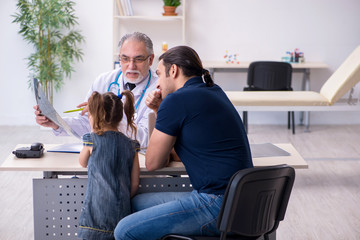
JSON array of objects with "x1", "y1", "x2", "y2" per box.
[
  {"x1": 114, "y1": 46, "x2": 253, "y2": 239},
  {"x1": 34, "y1": 32, "x2": 157, "y2": 148}
]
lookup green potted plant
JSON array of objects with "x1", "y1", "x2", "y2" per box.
[
  {"x1": 163, "y1": 0, "x2": 181, "y2": 16},
  {"x1": 12, "y1": 0, "x2": 85, "y2": 105}
]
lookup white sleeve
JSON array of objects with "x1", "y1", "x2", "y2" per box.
[
  {"x1": 131, "y1": 71, "x2": 158, "y2": 149},
  {"x1": 53, "y1": 70, "x2": 119, "y2": 137},
  {"x1": 53, "y1": 73, "x2": 109, "y2": 136},
  {"x1": 53, "y1": 115, "x2": 91, "y2": 137},
  {"x1": 135, "y1": 107, "x2": 151, "y2": 150},
  {"x1": 116, "y1": 109, "x2": 149, "y2": 150}
]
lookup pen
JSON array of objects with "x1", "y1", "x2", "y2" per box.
[{"x1": 63, "y1": 107, "x2": 85, "y2": 113}]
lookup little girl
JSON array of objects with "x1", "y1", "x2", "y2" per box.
[{"x1": 78, "y1": 90, "x2": 140, "y2": 240}]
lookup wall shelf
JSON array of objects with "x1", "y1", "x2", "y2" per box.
[{"x1": 113, "y1": 0, "x2": 186, "y2": 66}]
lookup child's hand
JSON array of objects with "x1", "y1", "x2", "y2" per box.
[{"x1": 79, "y1": 146, "x2": 91, "y2": 168}]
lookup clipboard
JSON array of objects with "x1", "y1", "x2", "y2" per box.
[{"x1": 47, "y1": 143, "x2": 83, "y2": 153}]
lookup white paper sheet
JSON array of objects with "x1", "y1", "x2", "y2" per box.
[{"x1": 33, "y1": 78, "x2": 81, "y2": 139}]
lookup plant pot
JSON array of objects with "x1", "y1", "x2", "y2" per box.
[{"x1": 163, "y1": 6, "x2": 177, "y2": 16}]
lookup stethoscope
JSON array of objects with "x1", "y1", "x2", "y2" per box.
[{"x1": 107, "y1": 69, "x2": 151, "y2": 119}]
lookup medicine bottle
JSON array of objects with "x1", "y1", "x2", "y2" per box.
[{"x1": 162, "y1": 42, "x2": 168, "y2": 53}]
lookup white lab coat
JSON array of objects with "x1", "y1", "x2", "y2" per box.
[{"x1": 54, "y1": 68, "x2": 158, "y2": 149}]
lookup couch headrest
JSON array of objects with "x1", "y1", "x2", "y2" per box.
[{"x1": 320, "y1": 46, "x2": 360, "y2": 105}]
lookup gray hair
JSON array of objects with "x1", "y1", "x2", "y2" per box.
[{"x1": 118, "y1": 32, "x2": 154, "y2": 55}]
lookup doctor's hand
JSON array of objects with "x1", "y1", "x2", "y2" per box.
[
  {"x1": 76, "y1": 102, "x2": 89, "y2": 116},
  {"x1": 33, "y1": 105, "x2": 59, "y2": 130},
  {"x1": 145, "y1": 90, "x2": 162, "y2": 113}
]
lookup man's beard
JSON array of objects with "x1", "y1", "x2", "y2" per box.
[{"x1": 124, "y1": 70, "x2": 146, "y2": 84}]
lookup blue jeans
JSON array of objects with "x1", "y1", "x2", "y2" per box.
[{"x1": 114, "y1": 190, "x2": 223, "y2": 240}]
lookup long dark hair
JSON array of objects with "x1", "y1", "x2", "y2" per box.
[
  {"x1": 159, "y1": 46, "x2": 214, "y2": 87},
  {"x1": 88, "y1": 91, "x2": 136, "y2": 137}
]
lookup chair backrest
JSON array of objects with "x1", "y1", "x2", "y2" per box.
[
  {"x1": 217, "y1": 165, "x2": 295, "y2": 238},
  {"x1": 320, "y1": 45, "x2": 360, "y2": 105},
  {"x1": 245, "y1": 61, "x2": 293, "y2": 91}
]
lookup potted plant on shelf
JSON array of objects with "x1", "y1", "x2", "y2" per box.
[
  {"x1": 163, "y1": 0, "x2": 181, "y2": 16},
  {"x1": 12, "y1": 0, "x2": 85, "y2": 105}
]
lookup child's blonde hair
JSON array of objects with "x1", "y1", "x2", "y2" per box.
[{"x1": 88, "y1": 91, "x2": 136, "y2": 137}]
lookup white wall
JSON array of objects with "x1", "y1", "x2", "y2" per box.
[{"x1": 1, "y1": 0, "x2": 360, "y2": 126}]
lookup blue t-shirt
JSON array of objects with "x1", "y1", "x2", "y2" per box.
[{"x1": 156, "y1": 77, "x2": 253, "y2": 195}]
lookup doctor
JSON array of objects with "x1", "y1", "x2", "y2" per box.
[{"x1": 34, "y1": 32, "x2": 158, "y2": 148}]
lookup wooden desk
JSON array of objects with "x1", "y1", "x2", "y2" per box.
[
  {"x1": 0, "y1": 143, "x2": 306, "y2": 240},
  {"x1": 1, "y1": 143, "x2": 307, "y2": 174},
  {"x1": 203, "y1": 61, "x2": 328, "y2": 127}
]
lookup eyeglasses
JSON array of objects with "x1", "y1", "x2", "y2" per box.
[{"x1": 119, "y1": 55, "x2": 150, "y2": 64}]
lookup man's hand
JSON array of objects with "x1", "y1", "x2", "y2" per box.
[
  {"x1": 33, "y1": 105, "x2": 59, "y2": 130},
  {"x1": 145, "y1": 90, "x2": 162, "y2": 113},
  {"x1": 169, "y1": 148, "x2": 181, "y2": 162},
  {"x1": 76, "y1": 102, "x2": 88, "y2": 116}
]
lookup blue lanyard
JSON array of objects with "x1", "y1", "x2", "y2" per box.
[{"x1": 107, "y1": 70, "x2": 151, "y2": 111}]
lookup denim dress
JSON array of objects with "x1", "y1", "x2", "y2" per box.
[{"x1": 78, "y1": 131, "x2": 140, "y2": 240}]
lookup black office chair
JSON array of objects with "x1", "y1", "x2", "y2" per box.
[
  {"x1": 243, "y1": 61, "x2": 295, "y2": 134},
  {"x1": 161, "y1": 164, "x2": 296, "y2": 240}
]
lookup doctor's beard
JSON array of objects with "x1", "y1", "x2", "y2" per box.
[{"x1": 124, "y1": 70, "x2": 145, "y2": 84}]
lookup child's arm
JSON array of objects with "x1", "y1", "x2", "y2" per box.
[
  {"x1": 130, "y1": 153, "x2": 140, "y2": 197},
  {"x1": 79, "y1": 133, "x2": 93, "y2": 168},
  {"x1": 79, "y1": 146, "x2": 91, "y2": 168}
]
